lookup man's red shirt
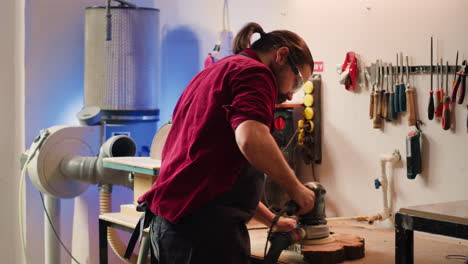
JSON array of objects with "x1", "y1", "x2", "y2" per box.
[{"x1": 139, "y1": 49, "x2": 278, "y2": 223}]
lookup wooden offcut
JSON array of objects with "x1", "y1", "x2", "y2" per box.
[{"x1": 301, "y1": 233, "x2": 365, "y2": 263}]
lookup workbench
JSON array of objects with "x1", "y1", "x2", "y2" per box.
[
  {"x1": 100, "y1": 157, "x2": 161, "y2": 264},
  {"x1": 100, "y1": 157, "x2": 468, "y2": 263},
  {"x1": 395, "y1": 200, "x2": 468, "y2": 264},
  {"x1": 98, "y1": 214, "x2": 468, "y2": 264}
]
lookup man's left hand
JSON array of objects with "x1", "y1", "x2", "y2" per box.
[{"x1": 272, "y1": 217, "x2": 296, "y2": 232}]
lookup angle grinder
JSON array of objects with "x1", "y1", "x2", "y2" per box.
[{"x1": 265, "y1": 182, "x2": 332, "y2": 263}]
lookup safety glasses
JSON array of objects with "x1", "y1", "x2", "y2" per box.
[{"x1": 287, "y1": 55, "x2": 304, "y2": 92}]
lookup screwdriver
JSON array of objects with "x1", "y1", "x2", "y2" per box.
[
  {"x1": 435, "y1": 61, "x2": 441, "y2": 118},
  {"x1": 428, "y1": 37, "x2": 435, "y2": 120},
  {"x1": 442, "y1": 61, "x2": 451, "y2": 130},
  {"x1": 435, "y1": 58, "x2": 445, "y2": 118}
]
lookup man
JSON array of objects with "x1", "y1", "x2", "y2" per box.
[{"x1": 139, "y1": 22, "x2": 316, "y2": 263}]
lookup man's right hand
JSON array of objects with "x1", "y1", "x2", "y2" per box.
[
  {"x1": 235, "y1": 120, "x2": 316, "y2": 216},
  {"x1": 288, "y1": 184, "x2": 316, "y2": 216}
]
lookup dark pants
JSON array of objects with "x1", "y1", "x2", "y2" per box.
[
  {"x1": 150, "y1": 211, "x2": 251, "y2": 264},
  {"x1": 149, "y1": 164, "x2": 264, "y2": 264}
]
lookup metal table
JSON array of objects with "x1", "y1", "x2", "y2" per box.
[{"x1": 395, "y1": 200, "x2": 468, "y2": 264}]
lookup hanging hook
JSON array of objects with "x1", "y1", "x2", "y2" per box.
[{"x1": 415, "y1": 120, "x2": 424, "y2": 131}]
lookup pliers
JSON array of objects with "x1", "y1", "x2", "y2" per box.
[{"x1": 452, "y1": 60, "x2": 467, "y2": 104}]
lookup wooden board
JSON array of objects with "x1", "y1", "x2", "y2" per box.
[
  {"x1": 99, "y1": 212, "x2": 145, "y2": 231},
  {"x1": 133, "y1": 172, "x2": 158, "y2": 203},
  {"x1": 276, "y1": 103, "x2": 304, "y2": 108},
  {"x1": 302, "y1": 233, "x2": 365, "y2": 264},
  {"x1": 103, "y1": 157, "x2": 161, "y2": 176}
]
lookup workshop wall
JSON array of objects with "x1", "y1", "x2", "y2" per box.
[
  {"x1": 1, "y1": 1, "x2": 23, "y2": 263},
  {"x1": 284, "y1": 0, "x2": 468, "y2": 220},
  {"x1": 19, "y1": 0, "x2": 468, "y2": 263},
  {"x1": 153, "y1": 0, "x2": 468, "y2": 221}
]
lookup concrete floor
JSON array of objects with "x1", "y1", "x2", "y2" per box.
[{"x1": 249, "y1": 221, "x2": 468, "y2": 263}]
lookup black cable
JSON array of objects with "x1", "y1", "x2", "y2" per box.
[
  {"x1": 247, "y1": 227, "x2": 268, "y2": 231},
  {"x1": 311, "y1": 161, "x2": 317, "y2": 182},
  {"x1": 262, "y1": 174, "x2": 271, "y2": 209},
  {"x1": 39, "y1": 192, "x2": 81, "y2": 264},
  {"x1": 263, "y1": 205, "x2": 290, "y2": 259}
]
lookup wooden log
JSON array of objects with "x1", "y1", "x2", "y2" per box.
[{"x1": 302, "y1": 233, "x2": 365, "y2": 264}]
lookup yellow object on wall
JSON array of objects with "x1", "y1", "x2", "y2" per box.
[
  {"x1": 303, "y1": 80, "x2": 314, "y2": 94},
  {"x1": 304, "y1": 94, "x2": 314, "y2": 107},
  {"x1": 304, "y1": 107, "x2": 314, "y2": 120}
]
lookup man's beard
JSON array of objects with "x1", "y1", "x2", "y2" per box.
[
  {"x1": 270, "y1": 63, "x2": 289, "y2": 104},
  {"x1": 276, "y1": 92, "x2": 289, "y2": 104}
]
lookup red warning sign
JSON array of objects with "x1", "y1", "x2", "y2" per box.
[{"x1": 314, "y1": 61, "x2": 324, "y2": 72}]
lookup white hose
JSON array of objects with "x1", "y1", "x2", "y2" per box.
[
  {"x1": 99, "y1": 186, "x2": 138, "y2": 263},
  {"x1": 19, "y1": 155, "x2": 31, "y2": 263},
  {"x1": 378, "y1": 151, "x2": 400, "y2": 221},
  {"x1": 19, "y1": 131, "x2": 48, "y2": 264},
  {"x1": 331, "y1": 151, "x2": 400, "y2": 225},
  {"x1": 379, "y1": 157, "x2": 390, "y2": 221}
]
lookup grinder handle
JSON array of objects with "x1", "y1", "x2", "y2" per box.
[
  {"x1": 284, "y1": 183, "x2": 320, "y2": 216},
  {"x1": 284, "y1": 200, "x2": 299, "y2": 216}
]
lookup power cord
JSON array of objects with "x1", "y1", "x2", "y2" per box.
[
  {"x1": 263, "y1": 206, "x2": 287, "y2": 259},
  {"x1": 263, "y1": 201, "x2": 297, "y2": 259},
  {"x1": 281, "y1": 126, "x2": 301, "y2": 152},
  {"x1": 39, "y1": 192, "x2": 81, "y2": 264}
]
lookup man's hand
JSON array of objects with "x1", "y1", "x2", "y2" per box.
[
  {"x1": 288, "y1": 184, "x2": 316, "y2": 216},
  {"x1": 272, "y1": 217, "x2": 296, "y2": 232},
  {"x1": 235, "y1": 121, "x2": 316, "y2": 216}
]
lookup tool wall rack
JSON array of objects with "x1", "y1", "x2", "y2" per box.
[{"x1": 365, "y1": 64, "x2": 463, "y2": 82}]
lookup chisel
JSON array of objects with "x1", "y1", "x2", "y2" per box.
[
  {"x1": 369, "y1": 65, "x2": 375, "y2": 119},
  {"x1": 395, "y1": 54, "x2": 401, "y2": 113},
  {"x1": 442, "y1": 60, "x2": 452, "y2": 130},
  {"x1": 428, "y1": 37, "x2": 435, "y2": 120},
  {"x1": 390, "y1": 63, "x2": 397, "y2": 120},
  {"x1": 373, "y1": 60, "x2": 382, "y2": 128},
  {"x1": 381, "y1": 63, "x2": 388, "y2": 120},
  {"x1": 399, "y1": 52, "x2": 407, "y2": 112},
  {"x1": 377, "y1": 62, "x2": 384, "y2": 119},
  {"x1": 406, "y1": 56, "x2": 417, "y2": 126},
  {"x1": 386, "y1": 64, "x2": 392, "y2": 120}
]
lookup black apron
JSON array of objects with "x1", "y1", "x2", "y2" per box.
[{"x1": 150, "y1": 163, "x2": 265, "y2": 264}]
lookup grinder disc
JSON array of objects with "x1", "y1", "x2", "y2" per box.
[
  {"x1": 303, "y1": 224, "x2": 330, "y2": 240},
  {"x1": 302, "y1": 235, "x2": 336, "y2": 245}
]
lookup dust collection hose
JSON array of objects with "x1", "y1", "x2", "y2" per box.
[{"x1": 99, "y1": 184, "x2": 138, "y2": 263}]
